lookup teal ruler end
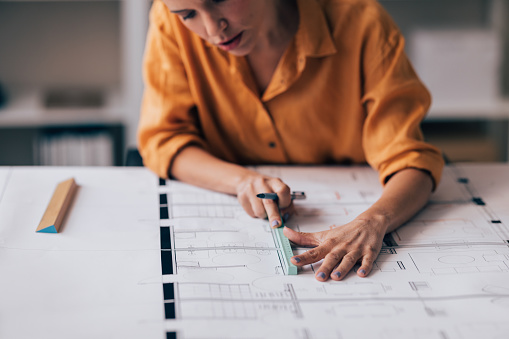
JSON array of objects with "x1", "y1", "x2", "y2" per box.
[{"x1": 272, "y1": 226, "x2": 297, "y2": 275}]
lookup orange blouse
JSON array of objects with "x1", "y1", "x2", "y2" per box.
[{"x1": 138, "y1": 0, "x2": 444, "y2": 186}]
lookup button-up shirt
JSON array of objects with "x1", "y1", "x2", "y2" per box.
[{"x1": 138, "y1": 0, "x2": 444, "y2": 186}]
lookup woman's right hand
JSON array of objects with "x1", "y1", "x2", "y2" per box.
[
  {"x1": 235, "y1": 173, "x2": 294, "y2": 228},
  {"x1": 170, "y1": 147, "x2": 294, "y2": 226}
]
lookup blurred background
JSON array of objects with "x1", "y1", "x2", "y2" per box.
[{"x1": 0, "y1": 0, "x2": 508, "y2": 166}]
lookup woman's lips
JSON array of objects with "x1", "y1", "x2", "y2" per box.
[{"x1": 217, "y1": 32, "x2": 243, "y2": 51}]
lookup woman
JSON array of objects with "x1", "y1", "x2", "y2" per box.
[{"x1": 138, "y1": 0, "x2": 444, "y2": 281}]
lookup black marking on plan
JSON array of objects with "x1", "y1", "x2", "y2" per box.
[
  {"x1": 383, "y1": 234, "x2": 398, "y2": 247},
  {"x1": 380, "y1": 248, "x2": 397, "y2": 254},
  {"x1": 472, "y1": 197, "x2": 485, "y2": 206},
  {"x1": 409, "y1": 281, "x2": 430, "y2": 291},
  {"x1": 166, "y1": 332, "x2": 177, "y2": 339},
  {"x1": 161, "y1": 250, "x2": 174, "y2": 275},
  {"x1": 160, "y1": 206, "x2": 169, "y2": 219},
  {"x1": 457, "y1": 178, "x2": 469, "y2": 184},
  {"x1": 165, "y1": 302, "x2": 176, "y2": 319},
  {"x1": 159, "y1": 178, "x2": 166, "y2": 186},
  {"x1": 160, "y1": 227, "x2": 172, "y2": 250},
  {"x1": 160, "y1": 193, "x2": 168, "y2": 205},
  {"x1": 163, "y1": 283, "x2": 175, "y2": 301},
  {"x1": 491, "y1": 220, "x2": 502, "y2": 224}
]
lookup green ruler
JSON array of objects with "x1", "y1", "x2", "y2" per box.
[{"x1": 272, "y1": 226, "x2": 297, "y2": 275}]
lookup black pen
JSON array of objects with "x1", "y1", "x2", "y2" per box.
[
  {"x1": 256, "y1": 191, "x2": 306, "y2": 228},
  {"x1": 256, "y1": 191, "x2": 306, "y2": 201}
]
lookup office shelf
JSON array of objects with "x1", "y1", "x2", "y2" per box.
[
  {"x1": 426, "y1": 99, "x2": 509, "y2": 121},
  {"x1": 0, "y1": 0, "x2": 150, "y2": 165},
  {"x1": 0, "y1": 86, "x2": 125, "y2": 127},
  {"x1": 381, "y1": 0, "x2": 509, "y2": 162}
]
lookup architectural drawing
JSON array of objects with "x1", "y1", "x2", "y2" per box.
[{"x1": 158, "y1": 165, "x2": 509, "y2": 339}]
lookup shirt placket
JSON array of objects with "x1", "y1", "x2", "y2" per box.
[{"x1": 229, "y1": 56, "x2": 290, "y2": 163}]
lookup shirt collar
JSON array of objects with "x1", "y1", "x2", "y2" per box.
[{"x1": 295, "y1": 0, "x2": 337, "y2": 58}]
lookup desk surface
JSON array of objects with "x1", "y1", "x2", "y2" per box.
[{"x1": 0, "y1": 164, "x2": 508, "y2": 339}]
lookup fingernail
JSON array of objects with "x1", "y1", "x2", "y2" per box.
[
  {"x1": 333, "y1": 272, "x2": 341, "y2": 279},
  {"x1": 271, "y1": 220, "x2": 280, "y2": 227},
  {"x1": 293, "y1": 256, "x2": 301, "y2": 263},
  {"x1": 317, "y1": 272, "x2": 326, "y2": 280},
  {"x1": 358, "y1": 269, "x2": 366, "y2": 275},
  {"x1": 283, "y1": 213, "x2": 290, "y2": 222}
]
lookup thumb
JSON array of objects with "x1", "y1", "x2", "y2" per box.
[{"x1": 283, "y1": 227, "x2": 320, "y2": 247}]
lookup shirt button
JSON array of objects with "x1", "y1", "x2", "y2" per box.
[{"x1": 268, "y1": 142, "x2": 276, "y2": 148}]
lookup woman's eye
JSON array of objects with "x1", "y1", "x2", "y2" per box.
[{"x1": 183, "y1": 11, "x2": 196, "y2": 20}]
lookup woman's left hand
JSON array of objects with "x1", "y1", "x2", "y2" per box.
[
  {"x1": 284, "y1": 216, "x2": 388, "y2": 281},
  {"x1": 283, "y1": 168, "x2": 435, "y2": 282}
]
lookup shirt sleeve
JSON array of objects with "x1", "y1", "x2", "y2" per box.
[
  {"x1": 137, "y1": 0, "x2": 208, "y2": 179},
  {"x1": 360, "y1": 4, "x2": 444, "y2": 189}
]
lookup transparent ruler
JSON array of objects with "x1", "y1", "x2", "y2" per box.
[{"x1": 272, "y1": 226, "x2": 297, "y2": 275}]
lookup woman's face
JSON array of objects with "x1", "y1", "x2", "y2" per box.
[{"x1": 162, "y1": 0, "x2": 274, "y2": 56}]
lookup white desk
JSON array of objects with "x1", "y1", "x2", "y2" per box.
[
  {"x1": 0, "y1": 167, "x2": 163, "y2": 338},
  {"x1": 1, "y1": 164, "x2": 508, "y2": 339}
]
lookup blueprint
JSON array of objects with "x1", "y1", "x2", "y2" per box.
[{"x1": 158, "y1": 165, "x2": 509, "y2": 339}]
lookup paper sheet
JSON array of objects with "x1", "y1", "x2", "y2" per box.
[
  {"x1": 0, "y1": 167, "x2": 163, "y2": 339},
  {"x1": 0, "y1": 167, "x2": 11, "y2": 203},
  {"x1": 158, "y1": 165, "x2": 509, "y2": 339},
  {"x1": 1, "y1": 165, "x2": 509, "y2": 339}
]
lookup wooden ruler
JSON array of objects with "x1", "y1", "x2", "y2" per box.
[{"x1": 36, "y1": 178, "x2": 78, "y2": 233}]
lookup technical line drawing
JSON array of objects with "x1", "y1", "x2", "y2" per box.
[
  {"x1": 157, "y1": 165, "x2": 509, "y2": 339},
  {"x1": 409, "y1": 248, "x2": 509, "y2": 275}
]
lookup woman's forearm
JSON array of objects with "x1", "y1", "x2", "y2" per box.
[
  {"x1": 359, "y1": 168, "x2": 434, "y2": 234},
  {"x1": 171, "y1": 146, "x2": 295, "y2": 222},
  {"x1": 170, "y1": 146, "x2": 256, "y2": 195}
]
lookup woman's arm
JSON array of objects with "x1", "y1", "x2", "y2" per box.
[
  {"x1": 285, "y1": 167, "x2": 433, "y2": 281},
  {"x1": 171, "y1": 146, "x2": 294, "y2": 227}
]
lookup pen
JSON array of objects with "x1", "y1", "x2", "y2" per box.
[
  {"x1": 256, "y1": 191, "x2": 306, "y2": 228},
  {"x1": 256, "y1": 191, "x2": 306, "y2": 201}
]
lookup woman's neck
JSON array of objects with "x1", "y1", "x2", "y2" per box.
[
  {"x1": 247, "y1": 0, "x2": 299, "y2": 94},
  {"x1": 251, "y1": 0, "x2": 299, "y2": 55}
]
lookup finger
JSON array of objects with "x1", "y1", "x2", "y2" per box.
[
  {"x1": 237, "y1": 194, "x2": 256, "y2": 218},
  {"x1": 249, "y1": 185, "x2": 277, "y2": 219},
  {"x1": 279, "y1": 203, "x2": 295, "y2": 224},
  {"x1": 261, "y1": 197, "x2": 282, "y2": 228},
  {"x1": 331, "y1": 252, "x2": 362, "y2": 281},
  {"x1": 357, "y1": 253, "x2": 378, "y2": 278},
  {"x1": 270, "y1": 180, "x2": 291, "y2": 208},
  {"x1": 284, "y1": 227, "x2": 321, "y2": 248},
  {"x1": 315, "y1": 250, "x2": 347, "y2": 282},
  {"x1": 289, "y1": 240, "x2": 331, "y2": 266}
]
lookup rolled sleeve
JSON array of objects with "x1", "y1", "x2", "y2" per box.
[
  {"x1": 137, "y1": 1, "x2": 207, "y2": 179},
  {"x1": 360, "y1": 11, "x2": 444, "y2": 189}
]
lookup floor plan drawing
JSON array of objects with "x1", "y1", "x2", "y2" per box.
[{"x1": 158, "y1": 165, "x2": 509, "y2": 339}]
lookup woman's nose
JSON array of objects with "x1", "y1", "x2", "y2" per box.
[{"x1": 203, "y1": 14, "x2": 228, "y2": 37}]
